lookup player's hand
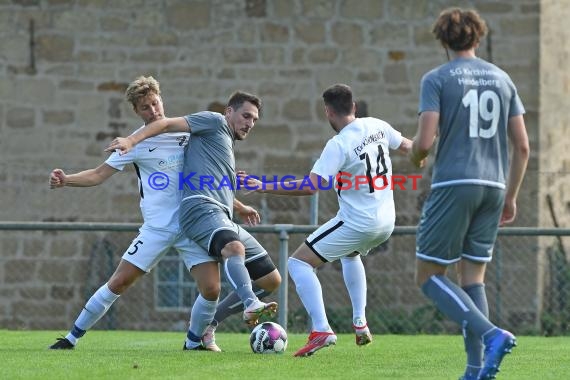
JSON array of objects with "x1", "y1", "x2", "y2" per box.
[
  {"x1": 237, "y1": 171, "x2": 263, "y2": 194},
  {"x1": 416, "y1": 158, "x2": 427, "y2": 168},
  {"x1": 409, "y1": 153, "x2": 426, "y2": 168},
  {"x1": 499, "y1": 198, "x2": 516, "y2": 226},
  {"x1": 105, "y1": 136, "x2": 134, "y2": 155},
  {"x1": 49, "y1": 169, "x2": 67, "y2": 189},
  {"x1": 235, "y1": 204, "x2": 261, "y2": 226}
]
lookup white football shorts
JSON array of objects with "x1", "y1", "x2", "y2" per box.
[
  {"x1": 305, "y1": 216, "x2": 393, "y2": 262},
  {"x1": 122, "y1": 224, "x2": 214, "y2": 272}
]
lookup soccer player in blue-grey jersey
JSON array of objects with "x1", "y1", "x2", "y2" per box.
[
  {"x1": 420, "y1": 51, "x2": 523, "y2": 189},
  {"x1": 179, "y1": 111, "x2": 238, "y2": 210},
  {"x1": 409, "y1": 8, "x2": 529, "y2": 380},
  {"x1": 106, "y1": 91, "x2": 281, "y2": 342}
]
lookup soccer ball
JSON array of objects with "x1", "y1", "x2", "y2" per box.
[{"x1": 249, "y1": 322, "x2": 288, "y2": 354}]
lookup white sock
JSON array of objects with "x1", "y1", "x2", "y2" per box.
[
  {"x1": 186, "y1": 294, "x2": 218, "y2": 346},
  {"x1": 72, "y1": 283, "x2": 120, "y2": 339},
  {"x1": 340, "y1": 255, "x2": 367, "y2": 325},
  {"x1": 288, "y1": 257, "x2": 332, "y2": 333},
  {"x1": 64, "y1": 333, "x2": 78, "y2": 345}
]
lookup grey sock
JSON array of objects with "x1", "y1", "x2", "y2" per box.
[
  {"x1": 462, "y1": 283, "x2": 488, "y2": 369},
  {"x1": 187, "y1": 294, "x2": 217, "y2": 343},
  {"x1": 223, "y1": 256, "x2": 256, "y2": 307},
  {"x1": 421, "y1": 275, "x2": 495, "y2": 337}
]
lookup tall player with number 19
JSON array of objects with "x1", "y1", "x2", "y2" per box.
[
  {"x1": 240, "y1": 84, "x2": 418, "y2": 356},
  {"x1": 409, "y1": 8, "x2": 529, "y2": 380}
]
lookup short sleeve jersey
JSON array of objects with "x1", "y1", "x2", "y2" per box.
[
  {"x1": 419, "y1": 57, "x2": 525, "y2": 189},
  {"x1": 105, "y1": 126, "x2": 189, "y2": 231},
  {"x1": 182, "y1": 111, "x2": 235, "y2": 216},
  {"x1": 311, "y1": 117, "x2": 403, "y2": 230}
]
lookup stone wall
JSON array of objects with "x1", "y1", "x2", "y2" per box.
[
  {"x1": 0, "y1": 0, "x2": 549, "y2": 331},
  {"x1": 537, "y1": 0, "x2": 570, "y2": 332},
  {"x1": 540, "y1": 1, "x2": 570, "y2": 244}
]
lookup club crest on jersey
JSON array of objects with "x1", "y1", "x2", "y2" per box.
[{"x1": 176, "y1": 135, "x2": 188, "y2": 146}]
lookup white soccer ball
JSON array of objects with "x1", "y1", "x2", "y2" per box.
[{"x1": 249, "y1": 322, "x2": 288, "y2": 354}]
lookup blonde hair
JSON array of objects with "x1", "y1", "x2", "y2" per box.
[{"x1": 125, "y1": 76, "x2": 161, "y2": 107}]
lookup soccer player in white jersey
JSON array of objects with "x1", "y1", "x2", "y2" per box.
[
  {"x1": 410, "y1": 8, "x2": 529, "y2": 380},
  {"x1": 240, "y1": 84, "x2": 419, "y2": 356},
  {"x1": 49, "y1": 76, "x2": 279, "y2": 351}
]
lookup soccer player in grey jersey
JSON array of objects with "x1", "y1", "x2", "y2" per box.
[
  {"x1": 409, "y1": 8, "x2": 529, "y2": 380},
  {"x1": 106, "y1": 91, "x2": 281, "y2": 344}
]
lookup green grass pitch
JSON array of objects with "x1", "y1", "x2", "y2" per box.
[{"x1": 2, "y1": 330, "x2": 568, "y2": 379}]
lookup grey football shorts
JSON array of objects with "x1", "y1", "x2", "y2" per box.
[
  {"x1": 179, "y1": 198, "x2": 270, "y2": 265},
  {"x1": 416, "y1": 185, "x2": 505, "y2": 265}
]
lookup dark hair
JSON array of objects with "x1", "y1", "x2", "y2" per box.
[
  {"x1": 355, "y1": 100, "x2": 368, "y2": 118},
  {"x1": 227, "y1": 91, "x2": 262, "y2": 113},
  {"x1": 322, "y1": 84, "x2": 353, "y2": 116},
  {"x1": 432, "y1": 8, "x2": 487, "y2": 52}
]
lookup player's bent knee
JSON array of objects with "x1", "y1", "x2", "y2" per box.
[
  {"x1": 200, "y1": 285, "x2": 221, "y2": 300},
  {"x1": 107, "y1": 272, "x2": 143, "y2": 294},
  {"x1": 107, "y1": 277, "x2": 135, "y2": 294},
  {"x1": 268, "y1": 271, "x2": 282, "y2": 290},
  {"x1": 253, "y1": 269, "x2": 281, "y2": 292},
  {"x1": 222, "y1": 240, "x2": 245, "y2": 256},
  {"x1": 210, "y1": 229, "x2": 241, "y2": 257}
]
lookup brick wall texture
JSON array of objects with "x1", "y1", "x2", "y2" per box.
[{"x1": 2, "y1": 0, "x2": 566, "y2": 332}]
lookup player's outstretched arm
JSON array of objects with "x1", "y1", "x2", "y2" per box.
[
  {"x1": 105, "y1": 117, "x2": 189, "y2": 154},
  {"x1": 237, "y1": 171, "x2": 320, "y2": 196},
  {"x1": 49, "y1": 163, "x2": 118, "y2": 189}
]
